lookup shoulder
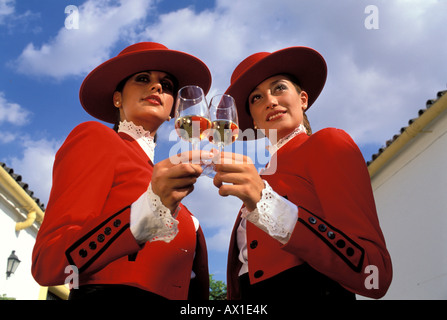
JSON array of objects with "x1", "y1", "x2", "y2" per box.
[
  {"x1": 298, "y1": 128, "x2": 362, "y2": 162},
  {"x1": 68, "y1": 121, "x2": 117, "y2": 140},
  {"x1": 308, "y1": 128, "x2": 357, "y2": 150},
  {"x1": 63, "y1": 121, "x2": 121, "y2": 147},
  {"x1": 309, "y1": 127, "x2": 353, "y2": 143},
  {"x1": 57, "y1": 121, "x2": 121, "y2": 159}
]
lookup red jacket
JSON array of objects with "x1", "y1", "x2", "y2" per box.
[
  {"x1": 227, "y1": 128, "x2": 392, "y2": 299},
  {"x1": 32, "y1": 121, "x2": 209, "y2": 300}
]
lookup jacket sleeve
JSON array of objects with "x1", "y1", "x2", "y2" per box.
[
  {"x1": 281, "y1": 128, "x2": 392, "y2": 298},
  {"x1": 32, "y1": 122, "x2": 142, "y2": 286}
]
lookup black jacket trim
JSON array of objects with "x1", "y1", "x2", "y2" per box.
[
  {"x1": 298, "y1": 206, "x2": 365, "y2": 272},
  {"x1": 65, "y1": 206, "x2": 131, "y2": 273}
]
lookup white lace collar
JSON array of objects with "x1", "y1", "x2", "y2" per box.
[
  {"x1": 266, "y1": 124, "x2": 307, "y2": 155},
  {"x1": 118, "y1": 120, "x2": 156, "y2": 162}
]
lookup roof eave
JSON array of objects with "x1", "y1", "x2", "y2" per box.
[
  {"x1": 368, "y1": 90, "x2": 447, "y2": 178},
  {"x1": 0, "y1": 164, "x2": 45, "y2": 230}
]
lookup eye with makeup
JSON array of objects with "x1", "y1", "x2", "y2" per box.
[
  {"x1": 273, "y1": 82, "x2": 289, "y2": 94},
  {"x1": 249, "y1": 93, "x2": 261, "y2": 105},
  {"x1": 134, "y1": 72, "x2": 151, "y2": 83},
  {"x1": 160, "y1": 79, "x2": 174, "y2": 93},
  {"x1": 133, "y1": 72, "x2": 174, "y2": 94},
  {"x1": 249, "y1": 82, "x2": 289, "y2": 105}
]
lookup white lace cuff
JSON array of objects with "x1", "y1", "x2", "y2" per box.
[
  {"x1": 241, "y1": 180, "x2": 298, "y2": 243},
  {"x1": 130, "y1": 183, "x2": 179, "y2": 244}
]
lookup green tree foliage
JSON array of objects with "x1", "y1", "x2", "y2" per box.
[{"x1": 209, "y1": 274, "x2": 227, "y2": 300}]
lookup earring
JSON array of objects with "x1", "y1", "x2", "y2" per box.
[
  {"x1": 254, "y1": 124, "x2": 258, "y2": 130},
  {"x1": 167, "y1": 116, "x2": 171, "y2": 121},
  {"x1": 115, "y1": 101, "x2": 120, "y2": 106}
]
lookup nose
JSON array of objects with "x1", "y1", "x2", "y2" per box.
[
  {"x1": 150, "y1": 82, "x2": 162, "y2": 93},
  {"x1": 265, "y1": 94, "x2": 278, "y2": 109}
]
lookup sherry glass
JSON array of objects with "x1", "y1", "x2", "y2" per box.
[
  {"x1": 174, "y1": 85, "x2": 211, "y2": 151},
  {"x1": 205, "y1": 94, "x2": 239, "y2": 177}
]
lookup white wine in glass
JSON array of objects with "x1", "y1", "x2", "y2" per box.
[
  {"x1": 174, "y1": 85, "x2": 211, "y2": 151},
  {"x1": 205, "y1": 94, "x2": 239, "y2": 177}
]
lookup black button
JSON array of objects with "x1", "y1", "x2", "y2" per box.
[
  {"x1": 346, "y1": 247, "x2": 355, "y2": 256},
  {"x1": 104, "y1": 227, "x2": 112, "y2": 235},
  {"x1": 97, "y1": 234, "x2": 105, "y2": 243},
  {"x1": 79, "y1": 249, "x2": 87, "y2": 258},
  {"x1": 254, "y1": 270, "x2": 264, "y2": 278},
  {"x1": 113, "y1": 219, "x2": 121, "y2": 227},
  {"x1": 327, "y1": 231, "x2": 335, "y2": 239},
  {"x1": 336, "y1": 240, "x2": 346, "y2": 248},
  {"x1": 308, "y1": 217, "x2": 317, "y2": 224},
  {"x1": 89, "y1": 241, "x2": 97, "y2": 250},
  {"x1": 250, "y1": 240, "x2": 258, "y2": 249},
  {"x1": 318, "y1": 224, "x2": 327, "y2": 232}
]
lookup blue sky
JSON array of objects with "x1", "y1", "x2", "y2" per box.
[{"x1": 1, "y1": 0, "x2": 446, "y2": 283}]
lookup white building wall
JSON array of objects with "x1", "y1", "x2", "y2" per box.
[
  {"x1": 0, "y1": 196, "x2": 42, "y2": 300},
  {"x1": 370, "y1": 108, "x2": 447, "y2": 299}
]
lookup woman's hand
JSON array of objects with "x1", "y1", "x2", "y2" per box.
[
  {"x1": 151, "y1": 150, "x2": 212, "y2": 213},
  {"x1": 213, "y1": 152, "x2": 265, "y2": 211}
]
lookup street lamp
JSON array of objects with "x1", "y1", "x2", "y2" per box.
[{"x1": 6, "y1": 250, "x2": 20, "y2": 279}]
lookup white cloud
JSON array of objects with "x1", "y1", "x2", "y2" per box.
[
  {"x1": 14, "y1": 0, "x2": 154, "y2": 79},
  {"x1": 0, "y1": 132, "x2": 16, "y2": 143},
  {"x1": 6, "y1": 0, "x2": 446, "y2": 258},
  {"x1": 147, "y1": 0, "x2": 446, "y2": 145},
  {"x1": 181, "y1": 176, "x2": 242, "y2": 252},
  {"x1": 309, "y1": 54, "x2": 421, "y2": 145},
  {"x1": 0, "y1": 0, "x2": 41, "y2": 33},
  {"x1": 0, "y1": 92, "x2": 31, "y2": 126},
  {"x1": 205, "y1": 225, "x2": 234, "y2": 252},
  {"x1": 0, "y1": 0, "x2": 14, "y2": 23},
  {"x1": 139, "y1": 0, "x2": 447, "y2": 255},
  {"x1": 11, "y1": 0, "x2": 447, "y2": 138},
  {"x1": 8, "y1": 137, "x2": 61, "y2": 206}
]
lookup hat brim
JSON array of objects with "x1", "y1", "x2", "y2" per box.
[
  {"x1": 226, "y1": 47, "x2": 327, "y2": 136},
  {"x1": 80, "y1": 49, "x2": 212, "y2": 123}
]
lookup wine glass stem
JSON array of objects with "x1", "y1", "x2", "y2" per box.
[{"x1": 191, "y1": 138, "x2": 200, "y2": 151}]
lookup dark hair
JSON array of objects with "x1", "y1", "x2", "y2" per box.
[
  {"x1": 112, "y1": 74, "x2": 132, "y2": 132},
  {"x1": 284, "y1": 74, "x2": 312, "y2": 135}
]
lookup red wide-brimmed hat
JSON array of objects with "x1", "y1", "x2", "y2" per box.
[
  {"x1": 80, "y1": 42, "x2": 212, "y2": 123},
  {"x1": 225, "y1": 46, "x2": 327, "y2": 133}
]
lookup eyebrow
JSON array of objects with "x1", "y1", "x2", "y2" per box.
[
  {"x1": 137, "y1": 71, "x2": 175, "y2": 82},
  {"x1": 251, "y1": 79, "x2": 287, "y2": 95},
  {"x1": 269, "y1": 79, "x2": 285, "y2": 87}
]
